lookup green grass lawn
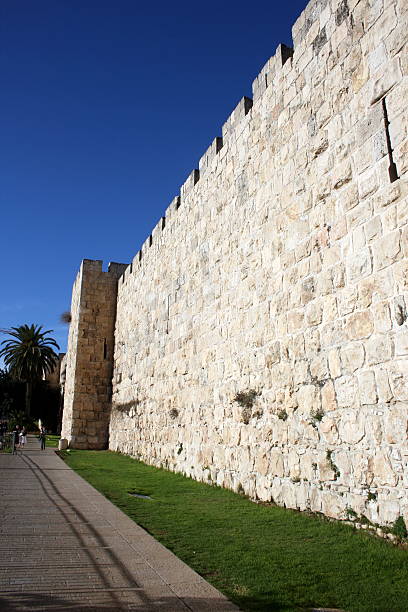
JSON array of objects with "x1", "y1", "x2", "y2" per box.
[
  {"x1": 45, "y1": 434, "x2": 60, "y2": 448},
  {"x1": 61, "y1": 449, "x2": 408, "y2": 612}
]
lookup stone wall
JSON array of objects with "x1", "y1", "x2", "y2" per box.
[
  {"x1": 107, "y1": 0, "x2": 408, "y2": 525},
  {"x1": 61, "y1": 259, "x2": 127, "y2": 449}
]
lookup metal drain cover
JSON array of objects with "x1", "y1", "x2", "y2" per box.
[{"x1": 128, "y1": 492, "x2": 152, "y2": 500}]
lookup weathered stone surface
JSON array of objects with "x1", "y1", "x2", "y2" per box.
[
  {"x1": 372, "y1": 450, "x2": 398, "y2": 487},
  {"x1": 339, "y1": 410, "x2": 365, "y2": 444},
  {"x1": 345, "y1": 311, "x2": 374, "y2": 340},
  {"x1": 61, "y1": 0, "x2": 408, "y2": 527},
  {"x1": 358, "y1": 370, "x2": 378, "y2": 405}
]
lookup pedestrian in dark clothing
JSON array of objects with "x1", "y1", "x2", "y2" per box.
[
  {"x1": 39, "y1": 427, "x2": 46, "y2": 450},
  {"x1": 12, "y1": 428, "x2": 19, "y2": 454},
  {"x1": 15, "y1": 425, "x2": 20, "y2": 450}
]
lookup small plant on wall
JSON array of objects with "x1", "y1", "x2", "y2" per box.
[
  {"x1": 310, "y1": 408, "x2": 324, "y2": 428},
  {"x1": 392, "y1": 516, "x2": 407, "y2": 539},
  {"x1": 112, "y1": 400, "x2": 140, "y2": 415},
  {"x1": 169, "y1": 408, "x2": 179, "y2": 420},
  {"x1": 233, "y1": 389, "x2": 260, "y2": 424},
  {"x1": 326, "y1": 450, "x2": 340, "y2": 480}
]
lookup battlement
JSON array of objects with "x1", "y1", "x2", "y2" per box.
[{"x1": 116, "y1": 0, "x2": 362, "y2": 286}]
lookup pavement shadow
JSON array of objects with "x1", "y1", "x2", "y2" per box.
[
  {"x1": 0, "y1": 592, "x2": 236, "y2": 611},
  {"x1": 17, "y1": 452, "x2": 236, "y2": 611}
]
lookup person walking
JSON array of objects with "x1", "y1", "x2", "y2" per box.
[
  {"x1": 19, "y1": 426, "x2": 27, "y2": 448},
  {"x1": 39, "y1": 427, "x2": 46, "y2": 450},
  {"x1": 12, "y1": 427, "x2": 19, "y2": 454},
  {"x1": 14, "y1": 425, "x2": 20, "y2": 450}
]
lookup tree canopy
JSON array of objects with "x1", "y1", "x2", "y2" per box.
[{"x1": 0, "y1": 324, "x2": 60, "y2": 415}]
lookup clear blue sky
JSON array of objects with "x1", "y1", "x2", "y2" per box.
[{"x1": 1, "y1": 0, "x2": 308, "y2": 356}]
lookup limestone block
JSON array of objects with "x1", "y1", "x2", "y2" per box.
[
  {"x1": 340, "y1": 342, "x2": 365, "y2": 374},
  {"x1": 352, "y1": 452, "x2": 372, "y2": 487},
  {"x1": 328, "y1": 348, "x2": 342, "y2": 378},
  {"x1": 387, "y1": 74, "x2": 408, "y2": 120},
  {"x1": 372, "y1": 449, "x2": 398, "y2": 486},
  {"x1": 394, "y1": 330, "x2": 408, "y2": 356},
  {"x1": 366, "y1": 413, "x2": 383, "y2": 444},
  {"x1": 389, "y1": 360, "x2": 408, "y2": 401},
  {"x1": 378, "y1": 499, "x2": 401, "y2": 525},
  {"x1": 265, "y1": 341, "x2": 281, "y2": 366},
  {"x1": 310, "y1": 354, "x2": 329, "y2": 380},
  {"x1": 372, "y1": 301, "x2": 392, "y2": 332},
  {"x1": 270, "y1": 478, "x2": 285, "y2": 506},
  {"x1": 372, "y1": 129, "x2": 387, "y2": 162},
  {"x1": 352, "y1": 226, "x2": 366, "y2": 253},
  {"x1": 338, "y1": 286, "x2": 359, "y2": 316},
  {"x1": 358, "y1": 168, "x2": 379, "y2": 200},
  {"x1": 296, "y1": 384, "x2": 320, "y2": 415},
  {"x1": 320, "y1": 414, "x2": 339, "y2": 444},
  {"x1": 322, "y1": 295, "x2": 338, "y2": 323},
  {"x1": 371, "y1": 57, "x2": 402, "y2": 104},
  {"x1": 340, "y1": 182, "x2": 359, "y2": 211},
  {"x1": 347, "y1": 201, "x2": 374, "y2": 232},
  {"x1": 347, "y1": 248, "x2": 373, "y2": 282},
  {"x1": 357, "y1": 277, "x2": 376, "y2": 309},
  {"x1": 366, "y1": 334, "x2": 393, "y2": 365},
  {"x1": 357, "y1": 370, "x2": 378, "y2": 404},
  {"x1": 393, "y1": 261, "x2": 408, "y2": 295},
  {"x1": 281, "y1": 481, "x2": 298, "y2": 510},
  {"x1": 384, "y1": 406, "x2": 408, "y2": 444},
  {"x1": 321, "y1": 319, "x2": 344, "y2": 348},
  {"x1": 309, "y1": 485, "x2": 323, "y2": 513},
  {"x1": 401, "y1": 226, "x2": 408, "y2": 257},
  {"x1": 316, "y1": 269, "x2": 333, "y2": 295},
  {"x1": 295, "y1": 481, "x2": 310, "y2": 511},
  {"x1": 373, "y1": 230, "x2": 402, "y2": 270},
  {"x1": 372, "y1": 182, "x2": 402, "y2": 212},
  {"x1": 334, "y1": 450, "x2": 352, "y2": 485},
  {"x1": 318, "y1": 456, "x2": 337, "y2": 482},
  {"x1": 269, "y1": 449, "x2": 285, "y2": 478},
  {"x1": 332, "y1": 160, "x2": 352, "y2": 190},
  {"x1": 299, "y1": 453, "x2": 315, "y2": 482},
  {"x1": 375, "y1": 367, "x2": 393, "y2": 402},
  {"x1": 338, "y1": 410, "x2": 365, "y2": 443},
  {"x1": 331, "y1": 263, "x2": 345, "y2": 289},
  {"x1": 293, "y1": 359, "x2": 310, "y2": 385},
  {"x1": 287, "y1": 451, "x2": 301, "y2": 479},
  {"x1": 345, "y1": 311, "x2": 374, "y2": 340},
  {"x1": 256, "y1": 476, "x2": 272, "y2": 502}
]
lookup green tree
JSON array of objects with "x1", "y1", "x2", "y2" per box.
[{"x1": 0, "y1": 325, "x2": 60, "y2": 416}]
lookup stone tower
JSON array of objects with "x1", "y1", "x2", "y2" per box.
[{"x1": 61, "y1": 259, "x2": 127, "y2": 449}]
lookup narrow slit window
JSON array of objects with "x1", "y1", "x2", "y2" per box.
[
  {"x1": 103, "y1": 339, "x2": 108, "y2": 360},
  {"x1": 149, "y1": 235, "x2": 153, "y2": 247},
  {"x1": 382, "y1": 97, "x2": 399, "y2": 183}
]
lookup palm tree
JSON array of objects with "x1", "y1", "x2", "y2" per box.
[{"x1": 0, "y1": 325, "x2": 60, "y2": 416}]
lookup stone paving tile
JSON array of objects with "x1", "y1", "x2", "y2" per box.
[{"x1": 0, "y1": 436, "x2": 238, "y2": 611}]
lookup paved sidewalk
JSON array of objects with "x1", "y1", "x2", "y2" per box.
[{"x1": 0, "y1": 436, "x2": 238, "y2": 611}]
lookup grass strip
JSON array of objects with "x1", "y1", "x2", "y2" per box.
[
  {"x1": 61, "y1": 449, "x2": 408, "y2": 612},
  {"x1": 45, "y1": 434, "x2": 60, "y2": 448}
]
